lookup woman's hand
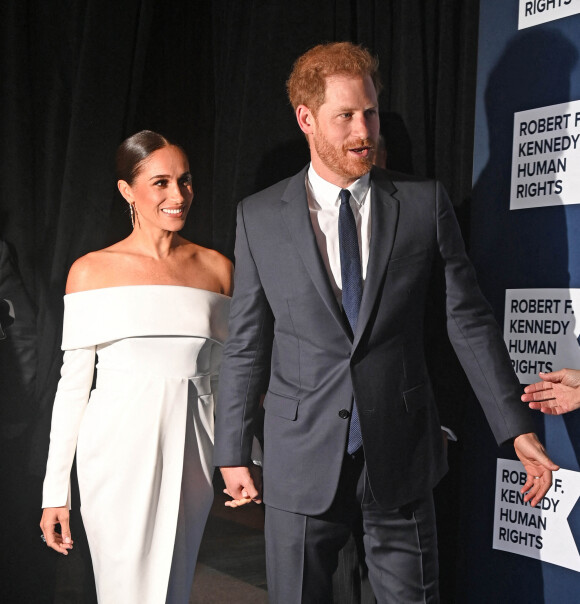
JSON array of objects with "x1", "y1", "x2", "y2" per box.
[
  {"x1": 40, "y1": 507, "x2": 73, "y2": 555},
  {"x1": 522, "y1": 368, "x2": 580, "y2": 415}
]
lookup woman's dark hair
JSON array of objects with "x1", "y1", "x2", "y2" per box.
[{"x1": 115, "y1": 130, "x2": 171, "y2": 184}]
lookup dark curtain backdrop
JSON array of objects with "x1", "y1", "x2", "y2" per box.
[{"x1": 0, "y1": 1, "x2": 479, "y2": 602}]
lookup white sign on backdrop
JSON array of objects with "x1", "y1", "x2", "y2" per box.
[
  {"x1": 494, "y1": 459, "x2": 580, "y2": 571},
  {"x1": 519, "y1": 0, "x2": 580, "y2": 29},
  {"x1": 510, "y1": 100, "x2": 580, "y2": 209},
  {"x1": 504, "y1": 288, "x2": 580, "y2": 383}
]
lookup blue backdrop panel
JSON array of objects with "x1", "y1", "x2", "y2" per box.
[{"x1": 460, "y1": 0, "x2": 580, "y2": 601}]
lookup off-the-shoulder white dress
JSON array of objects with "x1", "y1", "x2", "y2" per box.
[{"x1": 42, "y1": 285, "x2": 231, "y2": 603}]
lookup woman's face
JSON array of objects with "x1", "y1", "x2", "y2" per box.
[{"x1": 120, "y1": 145, "x2": 194, "y2": 231}]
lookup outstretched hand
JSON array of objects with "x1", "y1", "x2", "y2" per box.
[
  {"x1": 521, "y1": 368, "x2": 580, "y2": 415},
  {"x1": 513, "y1": 432, "x2": 559, "y2": 507},
  {"x1": 221, "y1": 465, "x2": 263, "y2": 508}
]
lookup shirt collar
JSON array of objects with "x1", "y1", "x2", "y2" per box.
[{"x1": 307, "y1": 164, "x2": 371, "y2": 208}]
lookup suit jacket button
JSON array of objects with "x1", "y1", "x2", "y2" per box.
[{"x1": 338, "y1": 409, "x2": 350, "y2": 419}]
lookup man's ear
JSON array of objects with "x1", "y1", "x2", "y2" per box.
[{"x1": 296, "y1": 105, "x2": 315, "y2": 135}]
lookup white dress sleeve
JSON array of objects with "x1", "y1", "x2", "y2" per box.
[{"x1": 41, "y1": 346, "x2": 95, "y2": 509}]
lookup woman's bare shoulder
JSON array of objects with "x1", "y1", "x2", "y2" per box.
[
  {"x1": 179, "y1": 239, "x2": 227, "y2": 265},
  {"x1": 199, "y1": 246, "x2": 232, "y2": 270},
  {"x1": 208, "y1": 249, "x2": 234, "y2": 296},
  {"x1": 65, "y1": 244, "x2": 128, "y2": 294},
  {"x1": 182, "y1": 241, "x2": 234, "y2": 295}
]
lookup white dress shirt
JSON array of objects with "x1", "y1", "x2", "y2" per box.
[{"x1": 306, "y1": 164, "x2": 371, "y2": 305}]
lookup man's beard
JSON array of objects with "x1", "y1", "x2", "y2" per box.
[{"x1": 313, "y1": 129, "x2": 376, "y2": 182}]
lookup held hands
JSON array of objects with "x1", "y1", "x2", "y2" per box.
[
  {"x1": 220, "y1": 465, "x2": 263, "y2": 508},
  {"x1": 513, "y1": 432, "x2": 559, "y2": 507},
  {"x1": 521, "y1": 368, "x2": 580, "y2": 415},
  {"x1": 40, "y1": 507, "x2": 73, "y2": 555}
]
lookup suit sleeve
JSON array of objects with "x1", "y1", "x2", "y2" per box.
[
  {"x1": 424, "y1": 251, "x2": 470, "y2": 439},
  {"x1": 42, "y1": 346, "x2": 95, "y2": 509},
  {"x1": 214, "y1": 202, "x2": 274, "y2": 467},
  {"x1": 435, "y1": 181, "x2": 536, "y2": 444}
]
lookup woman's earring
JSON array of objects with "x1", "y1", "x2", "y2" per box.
[
  {"x1": 129, "y1": 203, "x2": 135, "y2": 228},
  {"x1": 128, "y1": 203, "x2": 140, "y2": 228}
]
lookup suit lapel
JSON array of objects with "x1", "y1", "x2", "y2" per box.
[
  {"x1": 353, "y1": 169, "x2": 400, "y2": 350},
  {"x1": 280, "y1": 168, "x2": 347, "y2": 334}
]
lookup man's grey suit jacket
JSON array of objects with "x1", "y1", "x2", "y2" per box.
[{"x1": 214, "y1": 165, "x2": 535, "y2": 515}]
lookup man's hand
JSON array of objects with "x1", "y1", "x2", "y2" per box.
[
  {"x1": 521, "y1": 368, "x2": 580, "y2": 415},
  {"x1": 513, "y1": 432, "x2": 559, "y2": 507},
  {"x1": 220, "y1": 465, "x2": 263, "y2": 507}
]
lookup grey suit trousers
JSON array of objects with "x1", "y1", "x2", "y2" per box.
[{"x1": 264, "y1": 453, "x2": 439, "y2": 604}]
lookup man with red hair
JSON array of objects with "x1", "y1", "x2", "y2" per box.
[{"x1": 215, "y1": 42, "x2": 557, "y2": 603}]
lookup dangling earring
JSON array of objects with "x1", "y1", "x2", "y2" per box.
[
  {"x1": 129, "y1": 203, "x2": 135, "y2": 228},
  {"x1": 128, "y1": 202, "x2": 140, "y2": 228}
]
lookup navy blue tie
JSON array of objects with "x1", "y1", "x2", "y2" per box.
[{"x1": 339, "y1": 188, "x2": 363, "y2": 454}]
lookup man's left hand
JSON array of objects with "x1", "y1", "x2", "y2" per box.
[{"x1": 513, "y1": 432, "x2": 559, "y2": 506}]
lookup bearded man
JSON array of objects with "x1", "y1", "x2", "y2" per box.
[{"x1": 214, "y1": 42, "x2": 557, "y2": 603}]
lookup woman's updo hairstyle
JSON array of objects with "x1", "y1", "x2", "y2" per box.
[{"x1": 116, "y1": 130, "x2": 170, "y2": 185}]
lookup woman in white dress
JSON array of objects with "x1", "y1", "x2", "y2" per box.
[{"x1": 39, "y1": 130, "x2": 233, "y2": 603}]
